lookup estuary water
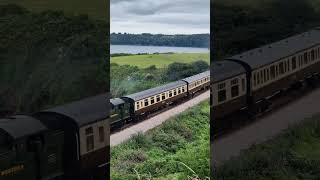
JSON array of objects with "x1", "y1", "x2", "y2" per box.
[{"x1": 111, "y1": 45, "x2": 209, "y2": 54}]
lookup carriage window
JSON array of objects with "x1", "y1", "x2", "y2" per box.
[
  {"x1": 279, "y1": 62, "x2": 284, "y2": 75},
  {"x1": 178, "y1": 88, "x2": 181, "y2": 94},
  {"x1": 292, "y1": 57, "x2": 297, "y2": 70},
  {"x1": 144, "y1": 99, "x2": 149, "y2": 106},
  {"x1": 86, "y1": 127, "x2": 94, "y2": 152},
  {"x1": 173, "y1": 90, "x2": 177, "y2": 96},
  {"x1": 266, "y1": 69, "x2": 269, "y2": 81},
  {"x1": 270, "y1": 65, "x2": 275, "y2": 79},
  {"x1": 263, "y1": 69, "x2": 267, "y2": 82},
  {"x1": 162, "y1": 93, "x2": 165, "y2": 100},
  {"x1": 242, "y1": 78, "x2": 245, "y2": 92},
  {"x1": 151, "y1": 97, "x2": 155, "y2": 104},
  {"x1": 169, "y1": 91, "x2": 172, "y2": 97},
  {"x1": 99, "y1": 126, "x2": 105, "y2": 143},
  {"x1": 257, "y1": 72, "x2": 260, "y2": 84},
  {"x1": 260, "y1": 71, "x2": 263, "y2": 84},
  {"x1": 136, "y1": 102, "x2": 140, "y2": 109},
  {"x1": 218, "y1": 90, "x2": 226, "y2": 103},
  {"x1": 182, "y1": 87, "x2": 185, "y2": 92},
  {"x1": 218, "y1": 83, "x2": 226, "y2": 90},
  {"x1": 311, "y1": 50, "x2": 315, "y2": 61},
  {"x1": 231, "y1": 85, "x2": 239, "y2": 98},
  {"x1": 231, "y1": 78, "x2": 238, "y2": 85},
  {"x1": 304, "y1": 52, "x2": 308, "y2": 64},
  {"x1": 253, "y1": 74, "x2": 257, "y2": 86},
  {"x1": 287, "y1": 60, "x2": 290, "y2": 71},
  {"x1": 156, "y1": 95, "x2": 161, "y2": 102}
]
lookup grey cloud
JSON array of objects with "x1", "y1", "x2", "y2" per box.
[{"x1": 111, "y1": 0, "x2": 209, "y2": 34}]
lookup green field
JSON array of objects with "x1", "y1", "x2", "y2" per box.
[
  {"x1": 111, "y1": 101, "x2": 210, "y2": 179},
  {"x1": 0, "y1": 0, "x2": 108, "y2": 19},
  {"x1": 111, "y1": 53, "x2": 210, "y2": 68},
  {"x1": 215, "y1": 114, "x2": 320, "y2": 179}
]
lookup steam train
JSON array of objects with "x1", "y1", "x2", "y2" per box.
[
  {"x1": 0, "y1": 94, "x2": 110, "y2": 180},
  {"x1": 110, "y1": 71, "x2": 211, "y2": 130},
  {"x1": 211, "y1": 28, "x2": 320, "y2": 131}
]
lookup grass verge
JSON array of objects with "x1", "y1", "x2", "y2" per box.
[
  {"x1": 215, "y1": 114, "x2": 320, "y2": 179},
  {"x1": 111, "y1": 101, "x2": 210, "y2": 180}
]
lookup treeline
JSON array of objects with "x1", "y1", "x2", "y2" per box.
[
  {"x1": 111, "y1": 60, "x2": 209, "y2": 97},
  {"x1": 110, "y1": 33, "x2": 210, "y2": 48},
  {"x1": 213, "y1": 0, "x2": 320, "y2": 59},
  {"x1": 0, "y1": 4, "x2": 108, "y2": 116}
]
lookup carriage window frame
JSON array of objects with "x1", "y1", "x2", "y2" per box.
[
  {"x1": 150, "y1": 97, "x2": 155, "y2": 104},
  {"x1": 270, "y1": 65, "x2": 275, "y2": 79},
  {"x1": 231, "y1": 85, "x2": 239, "y2": 98},
  {"x1": 156, "y1": 95, "x2": 161, "y2": 102},
  {"x1": 241, "y1": 78, "x2": 245, "y2": 92},
  {"x1": 311, "y1": 49, "x2": 315, "y2": 61},
  {"x1": 218, "y1": 90, "x2": 226, "y2": 103},
  {"x1": 253, "y1": 73, "x2": 257, "y2": 86},
  {"x1": 136, "y1": 102, "x2": 140, "y2": 110},
  {"x1": 304, "y1": 52, "x2": 308, "y2": 64},
  {"x1": 85, "y1": 127, "x2": 94, "y2": 152},
  {"x1": 279, "y1": 62, "x2": 284, "y2": 75},
  {"x1": 161, "y1": 93, "x2": 166, "y2": 100},
  {"x1": 260, "y1": 71, "x2": 263, "y2": 84},
  {"x1": 99, "y1": 126, "x2": 105, "y2": 143},
  {"x1": 292, "y1": 57, "x2": 297, "y2": 70},
  {"x1": 144, "y1": 99, "x2": 149, "y2": 106},
  {"x1": 218, "y1": 83, "x2": 226, "y2": 90}
]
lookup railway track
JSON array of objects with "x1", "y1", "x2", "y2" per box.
[
  {"x1": 111, "y1": 88, "x2": 209, "y2": 135},
  {"x1": 110, "y1": 90, "x2": 210, "y2": 146}
]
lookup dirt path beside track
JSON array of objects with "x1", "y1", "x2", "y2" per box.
[{"x1": 110, "y1": 90, "x2": 210, "y2": 147}]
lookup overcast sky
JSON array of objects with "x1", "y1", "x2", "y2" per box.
[{"x1": 111, "y1": 0, "x2": 210, "y2": 35}]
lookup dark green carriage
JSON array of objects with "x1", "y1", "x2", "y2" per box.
[{"x1": 0, "y1": 116, "x2": 64, "y2": 180}]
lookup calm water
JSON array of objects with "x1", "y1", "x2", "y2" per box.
[{"x1": 111, "y1": 45, "x2": 209, "y2": 54}]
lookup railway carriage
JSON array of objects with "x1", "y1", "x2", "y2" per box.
[
  {"x1": 122, "y1": 81, "x2": 188, "y2": 119},
  {"x1": 229, "y1": 29, "x2": 320, "y2": 112},
  {"x1": 182, "y1": 70, "x2": 210, "y2": 96},
  {"x1": 34, "y1": 93, "x2": 110, "y2": 180},
  {"x1": 211, "y1": 60, "x2": 247, "y2": 120}
]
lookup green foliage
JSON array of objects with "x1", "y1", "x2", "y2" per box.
[
  {"x1": 215, "y1": 115, "x2": 320, "y2": 179},
  {"x1": 110, "y1": 60, "x2": 209, "y2": 98},
  {"x1": 0, "y1": 4, "x2": 108, "y2": 116},
  {"x1": 111, "y1": 33, "x2": 209, "y2": 48},
  {"x1": 111, "y1": 101, "x2": 210, "y2": 179}
]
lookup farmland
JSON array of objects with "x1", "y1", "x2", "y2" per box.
[
  {"x1": 111, "y1": 53, "x2": 210, "y2": 68},
  {"x1": 111, "y1": 101, "x2": 210, "y2": 180}
]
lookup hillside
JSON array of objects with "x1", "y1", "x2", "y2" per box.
[
  {"x1": 213, "y1": 0, "x2": 320, "y2": 59},
  {"x1": 111, "y1": 101, "x2": 210, "y2": 179},
  {"x1": 0, "y1": 4, "x2": 108, "y2": 116},
  {"x1": 0, "y1": 0, "x2": 108, "y2": 19}
]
